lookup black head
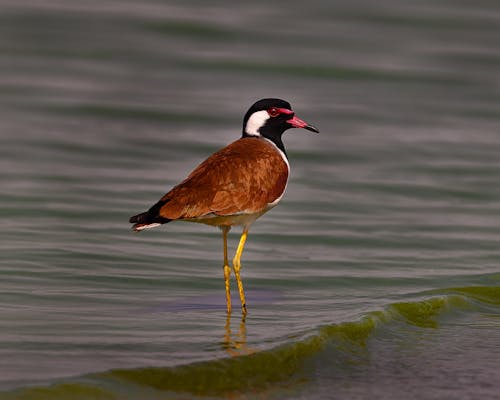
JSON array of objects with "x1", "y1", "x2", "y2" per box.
[{"x1": 242, "y1": 98, "x2": 319, "y2": 154}]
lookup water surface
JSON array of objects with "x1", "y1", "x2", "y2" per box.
[{"x1": 1, "y1": 1, "x2": 500, "y2": 399}]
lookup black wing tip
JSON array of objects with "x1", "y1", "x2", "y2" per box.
[
  {"x1": 129, "y1": 212, "x2": 148, "y2": 224},
  {"x1": 129, "y1": 214, "x2": 141, "y2": 224},
  {"x1": 129, "y1": 210, "x2": 171, "y2": 231}
]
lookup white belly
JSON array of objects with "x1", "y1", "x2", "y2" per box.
[{"x1": 184, "y1": 202, "x2": 278, "y2": 228}]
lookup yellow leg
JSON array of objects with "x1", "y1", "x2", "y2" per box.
[
  {"x1": 233, "y1": 228, "x2": 249, "y2": 314},
  {"x1": 222, "y1": 227, "x2": 231, "y2": 314}
]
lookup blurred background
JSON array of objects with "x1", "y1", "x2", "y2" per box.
[{"x1": 1, "y1": 0, "x2": 500, "y2": 399}]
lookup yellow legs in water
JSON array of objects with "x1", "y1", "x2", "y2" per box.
[{"x1": 222, "y1": 226, "x2": 249, "y2": 315}]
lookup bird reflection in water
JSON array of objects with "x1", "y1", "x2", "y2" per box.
[{"x1": 222, "y1": 314, "x2": 255, "y2": 356}]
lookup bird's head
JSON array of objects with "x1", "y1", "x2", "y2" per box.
[{"x1": 242, "y1": 98, "x2": 319, "y2": 145}]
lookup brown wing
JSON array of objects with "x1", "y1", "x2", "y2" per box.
[{"x1": 157, "y1": 137, "x2": 289, "y2": 220}]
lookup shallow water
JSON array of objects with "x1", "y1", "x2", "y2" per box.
[{"x1": 1, "y1": 1, "x2": 500, "y2": 399}]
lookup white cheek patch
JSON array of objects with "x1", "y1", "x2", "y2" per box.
[{"x1": 245, "y1": 110, "x2": 269, "y2": 136}]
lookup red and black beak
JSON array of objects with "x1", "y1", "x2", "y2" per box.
[{"x1": 287, "y1": 114, "x2": 319, "y2": 133}]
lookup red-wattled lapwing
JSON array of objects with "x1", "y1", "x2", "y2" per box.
[{"x1": 129, "y1": 98, "x2": 319, "y2": 314}]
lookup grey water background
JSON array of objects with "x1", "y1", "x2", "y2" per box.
[{"x1": 1, "y1": 0, "x2": 500, "y2": 398}]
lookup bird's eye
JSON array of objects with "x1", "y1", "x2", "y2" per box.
[{"x1": 268, "y1": 107, "x2": 280, "y2": 117}]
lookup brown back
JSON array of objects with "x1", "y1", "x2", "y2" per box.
[{"x1": 158, "y1": 137, "x2": 289, "y2": 220}]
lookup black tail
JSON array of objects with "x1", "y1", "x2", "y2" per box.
[{"x1": 129, "y1": 200, "x2": 171, "y2": 232}]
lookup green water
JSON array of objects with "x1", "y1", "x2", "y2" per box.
[{"x1": 1, "y1": 1, "x2": 500, "y2": 399}]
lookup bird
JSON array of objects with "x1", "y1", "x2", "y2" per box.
[{"x1": 129, "y1": 98, "x2": 319, "y2": 314}]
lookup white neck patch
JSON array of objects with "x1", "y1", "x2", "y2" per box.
[{"x1": 244, "y1": 110, "x2": 269, "y2": 136}]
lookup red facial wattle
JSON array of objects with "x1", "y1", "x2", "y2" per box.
[{"x1": 266, "y1": 107, "x2": 319, "y2": 133}]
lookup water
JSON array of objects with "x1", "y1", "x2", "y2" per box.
[{"x1": 1, "y1": 0, "x2": 500, "y2": 398}]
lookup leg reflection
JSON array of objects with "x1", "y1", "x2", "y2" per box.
[{"x1": 223, "y1": 313, "x2": 255, "y2": 357}]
